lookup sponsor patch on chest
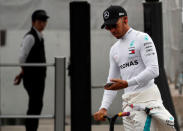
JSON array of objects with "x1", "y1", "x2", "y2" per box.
[
  {"x1": 119, "y1": 60, "x2": 138, "y2": 69},
  {"x1": 128, "y1": 40, "x2": 136, "y2": 55}
]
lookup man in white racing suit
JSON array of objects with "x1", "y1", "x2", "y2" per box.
[{"x1": 93, "y1": 5, "x2": 175, "y2": 131}]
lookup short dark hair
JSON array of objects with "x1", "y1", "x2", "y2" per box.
[{"x1": 32, "y1": 10, "x2": 49, "y2": 22}]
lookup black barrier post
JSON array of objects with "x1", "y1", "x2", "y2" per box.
[
  {"x1": 70, "y1": 2, "x2": 91, "y2": 131},
  {"x1": 143, "y1": 0, "x2": 179, "y2": 130}
]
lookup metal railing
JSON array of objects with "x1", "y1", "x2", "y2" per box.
[{"x1": 0, "y1": 57, "x2": 65, "y2": 131}]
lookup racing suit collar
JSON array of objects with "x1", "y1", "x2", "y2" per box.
[{"x1": 121, "y1": 28, "x2": 133, "y2": 40}]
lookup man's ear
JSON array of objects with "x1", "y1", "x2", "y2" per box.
[{"x1": 123, "y1": 16, "x2": 128, "y2": 23}]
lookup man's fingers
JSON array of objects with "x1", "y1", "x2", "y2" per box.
[
  {"x1": 94, "y1": 113, "x2": 100, "y2": 120},
  {"x1": 93, "y1": 111, "x2": 107, "y2": 121},
  {"x1": 105, "y1": 79, "x2": 128, "y2": 90},
  {"x1": 94, "y1": 114, "x2": 103, "y2": 121},
  {"x1": 14, "y1": 76, "x2": 21, "y2": 85},
  {"x1": 110, "y1": 79, "x2": 120, "y2": 82},
  {"x1": 105, "y1": 82, "x2": 121, "y2": 90}
]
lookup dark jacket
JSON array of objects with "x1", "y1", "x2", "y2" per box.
[{"x1": 23, "y1": 27, "x2": 46, "y2": 81}]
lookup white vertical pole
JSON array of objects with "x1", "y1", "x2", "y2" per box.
[{"x1": 55, "y1": 57, "x2": 65, "y2": 131}]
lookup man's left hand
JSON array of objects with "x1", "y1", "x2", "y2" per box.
[{"x1": 104, "y1": 79, "x2": 128, "y2": 90}]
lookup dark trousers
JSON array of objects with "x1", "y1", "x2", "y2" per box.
[{"x1": 23, "y1": 77, "x2": 45, "y2": 131}]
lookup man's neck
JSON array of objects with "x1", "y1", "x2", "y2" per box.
[
  {"x1": 121, "y1": 26, "x2": 132, "y2": 39},
  {"x1": 32, "y1": 26, "x2": 43, "y2": 40},
  {"x1": 122, "y1": 26, "x2": 130, "y2": 36}
]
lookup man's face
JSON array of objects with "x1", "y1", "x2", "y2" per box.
[
  {"x1": 32, "y1": 20, "x2": 47, "y2": 32},
  {"x1": 105, "y1": 17, "x2": 126, "y2": 39}
]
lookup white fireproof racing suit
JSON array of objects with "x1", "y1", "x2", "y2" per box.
[{"x1": 99, "y1": 28, "x2": 175, "y2": 131}]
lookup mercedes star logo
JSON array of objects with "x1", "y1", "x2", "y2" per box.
[{"x1": 103, "y1": 11, "x2": 109, "y2": 19}]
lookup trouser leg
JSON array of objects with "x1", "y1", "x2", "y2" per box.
[
  {"x1": 123, "y1": 110, "x2": 158, "y2": 131},
  {"x1": 150, "y1": 105, "x2": 175, "y2": 131},
  {"x1": 123, "y1": 117, "x2": 135, "y2": 131},
  {"x1": 24, "y1": 78, "x2": 45, "y2": 131},
  {"x1": 122, "y1": 102, "x2": 174, "y2": 131},
  {"x1": 25, "y1": 96, "x2": 43, "y2": 131}
]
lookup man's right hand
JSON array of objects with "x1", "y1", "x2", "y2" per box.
[
  {"x1": 14, "y1": 74, "x2": 22, "y2": 85},
  {"x1": 93, "y1": 108, "x2": 107, "y2": 121}
]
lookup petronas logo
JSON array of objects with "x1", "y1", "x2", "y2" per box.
[
  {"x1": 144, "y1": 35, "x2": 149, "y2": 41},
  {"x1": 130, "y1": 40, "x2": 135, "y2": 47}
]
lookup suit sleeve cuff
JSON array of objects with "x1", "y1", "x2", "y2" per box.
[{"x1": 127, "y1": 78, "x2": 138, "y2": 87}]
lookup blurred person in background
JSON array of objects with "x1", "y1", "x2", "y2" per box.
[{"x1": 14, "y1": 9, "x2": 49, "y2": 131}]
